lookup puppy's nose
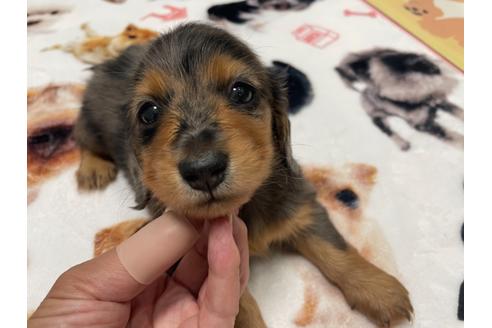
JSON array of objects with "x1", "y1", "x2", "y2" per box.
[{"x1": 178, "y1": 151, "x2": 228, "y2": 191}]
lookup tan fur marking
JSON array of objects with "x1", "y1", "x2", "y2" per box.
[
  {"x1": 204, "y1": 55, "x2": 257, "y2": 87},
  {"x1": 135, "y1": 69, "x2": 169, "y2": 99},
  {"x1": 294, "y1": 236, "x2": 413, "y2": 327},
  {"x1": 236, "y1": 289, "x2": 267, "y2": 328}
]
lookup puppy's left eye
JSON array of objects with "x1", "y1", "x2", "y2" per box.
[
  {"x1": 138, "y1": 102, "x2": 161, "y2": 124},
  {"x1": 229, "y1": 82, "x2": 255, "y2": 105}
]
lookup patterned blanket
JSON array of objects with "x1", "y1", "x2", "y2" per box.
[{"x1": 28, "y1": 0, "x2": 464, "y2": 326}]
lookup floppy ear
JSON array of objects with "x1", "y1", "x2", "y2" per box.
[{"x1": 268, "y1": 66, "x2": 300, "y2": 175}]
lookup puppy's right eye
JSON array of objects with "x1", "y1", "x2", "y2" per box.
[
  {"x1": 229, "y1": 82, "x2": 255, "y2": 105},
  {"x1": 138, "y1": 102, "x2": 161, "y2": 124}
]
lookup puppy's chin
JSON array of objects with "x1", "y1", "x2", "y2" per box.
[{"x1": 166, "y1": 193, "x2": 250, "y2": 220}]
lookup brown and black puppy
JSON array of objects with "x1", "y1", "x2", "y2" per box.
[{"x1": 74, "y1": 23, "x2": 413, "y2": 327}]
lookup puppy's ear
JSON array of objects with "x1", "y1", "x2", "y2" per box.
[
  {"x1": 126, "y1": 24, "x2": 137, "y2": 31},
  {"x1": 268, "y1": 66, "x2": 300, "y2": 175},
  {"x1": 125, "y1": 151, "x2": 151, "y2": 210}
]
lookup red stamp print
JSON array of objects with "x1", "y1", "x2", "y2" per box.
[
  {"x1": 141, "y1": 5, "x2": 187, "y2": 22},
  {"x1": 292, "y1": 24, "x2": 340, "y2": 49},
  {"x1": 343, "y1": 9, "x2": 378, "y2": 18}
]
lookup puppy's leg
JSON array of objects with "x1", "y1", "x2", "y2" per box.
[
  {"x1": 77, "y1": 149, "x2": 118, "y2": 190},
  {"x1": 373, "y1": 116, "x2": 411, "y2": 151},
  {"x1": 290, "y1": 206, "x2": 413, "y2": 327},
  {"x1": 81, "y1": 23, "x2": 98, "y2": 38},
  {"x1": 74, "y1": 115, "x2": 118, "y2": 190},
  {"x1": 440, "y1": 101, "x2": 464, "y2": 121},
  {"x1": 415, "y1": 120, "x2": 463, "y2": 148},
  {"x1": 362, "y1": 90, "x2": 411, "y2": 151},
  {"x1": 235, "y1": 288, "x2": 267, "y2": 328}
]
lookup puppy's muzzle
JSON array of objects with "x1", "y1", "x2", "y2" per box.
[{"x1": 178, "y1": 151, "x2": 228, "y2": 192}]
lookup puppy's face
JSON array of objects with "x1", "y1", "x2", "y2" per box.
[
  {"x1": 129, "y1": 25, "x2": 288, "y2": 219},
  {"x1": 404, "y1": 0, "x2": 443, "y2": 17}
]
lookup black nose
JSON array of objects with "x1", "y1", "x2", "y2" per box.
[{"x1": 178, "y1": 152, "x2": 228, "y2": 191}]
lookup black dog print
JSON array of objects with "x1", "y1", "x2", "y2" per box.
[
  {"x1": 335, "y1": 48, "x2": 463, "y2": 151},
  {"x1": 270, "y1": 61, "x2": 313, "y2": 114},
  {"x1": 208, "y1": 0, "x2": 316, "y2": 24}
]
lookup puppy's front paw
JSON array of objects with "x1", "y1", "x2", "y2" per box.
[
  {"x1": 343, "y1": 268, "x2": 413, "y2": 327},
  {"x1": 76, "y1": 152, "x2": 117, "y2": 190}
]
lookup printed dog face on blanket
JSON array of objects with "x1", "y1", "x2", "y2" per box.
[
  {"x1": 28, "y1": 84, "x2": 85, "y2": 204},
  {"x1": 303, "y1": 164, "x2": 396, "y2": 271},
  {"x1": 336, "y1": 48, "x2": 463, "y2": 151},
  {"x1": 296, "y1": 164, "x2": 399, "y2": 327},
  {"x1": 43, "y1": 23, "x2": 158, "y2": 65}
]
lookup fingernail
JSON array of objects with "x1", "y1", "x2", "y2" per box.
[{"x1": 116, "y1": 211, "x2": 199, "y2": 285}]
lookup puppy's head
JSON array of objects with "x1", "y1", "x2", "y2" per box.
[
  {"x1": 129, "y1": 23, "x2": 292, "y2": 219},
  {"x1": 404, "y1": 0, "x2": 443, "y2": 17},
  {"x1": 111, "y1": 24, "x2": 158, "y2": 53}
]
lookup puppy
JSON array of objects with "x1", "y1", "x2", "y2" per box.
[
  {"x1": 43, "y1": 23, "x2": 158, "y2": 65},
  {"x1": 74, "y1": 23, "x2": 413, "y2": 327},
  {"x1": 208, "y1": 0, "x2": 316, "y2": 24},
  {"x1": 336, "y1": 48, "x2": 463, "y2": 151}
]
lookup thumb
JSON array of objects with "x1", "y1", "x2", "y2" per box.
[{"x1": 47, "y1": 211, "x2": 199, "y2": 302}]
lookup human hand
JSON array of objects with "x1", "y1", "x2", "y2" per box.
[{"x1": 28, "y1": 212, "x2": 249, "y2": 328}]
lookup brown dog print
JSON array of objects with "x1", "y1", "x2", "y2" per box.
[
  {"x1": 43, "y1": 23, "x2": 158, "y2": 65},
  {"x1": 404, "y1": 0, "x2": 464, "y2": 47},
  {"x1": 28, "y1": 84, "x2": 85, "y2": 204},
  {"x1": 295, "y1": 164, "x2": 402, "y2": 327}
]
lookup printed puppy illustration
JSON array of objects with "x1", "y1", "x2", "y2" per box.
[
  {"x1": 208, "y1": 0, "x2": 316, "y2": 24},
  {"x1": 43, "y1": 23, "x2": 158, "y2": 65},
  {"x1": 296, "y1": 164, "x2": 400, "y2": 327},
  {"x1": 336, "y1": 48, "x2": 463, "y2": 151},
  {"x1": 27, "y1": 4, "x2": 72, "y2": 33},
  {"x1": 28, "y1": 84, "x2": 85, "y2": 204},
  {"x1": 75, "y1": 24, "x2": 412, "y2": 327},
  {"x1": 304, "y1": 164, "x2": 395, "y2": 269},
  {"x1": 404, "y1": 0, "x2": 464, "y2": 46}
]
